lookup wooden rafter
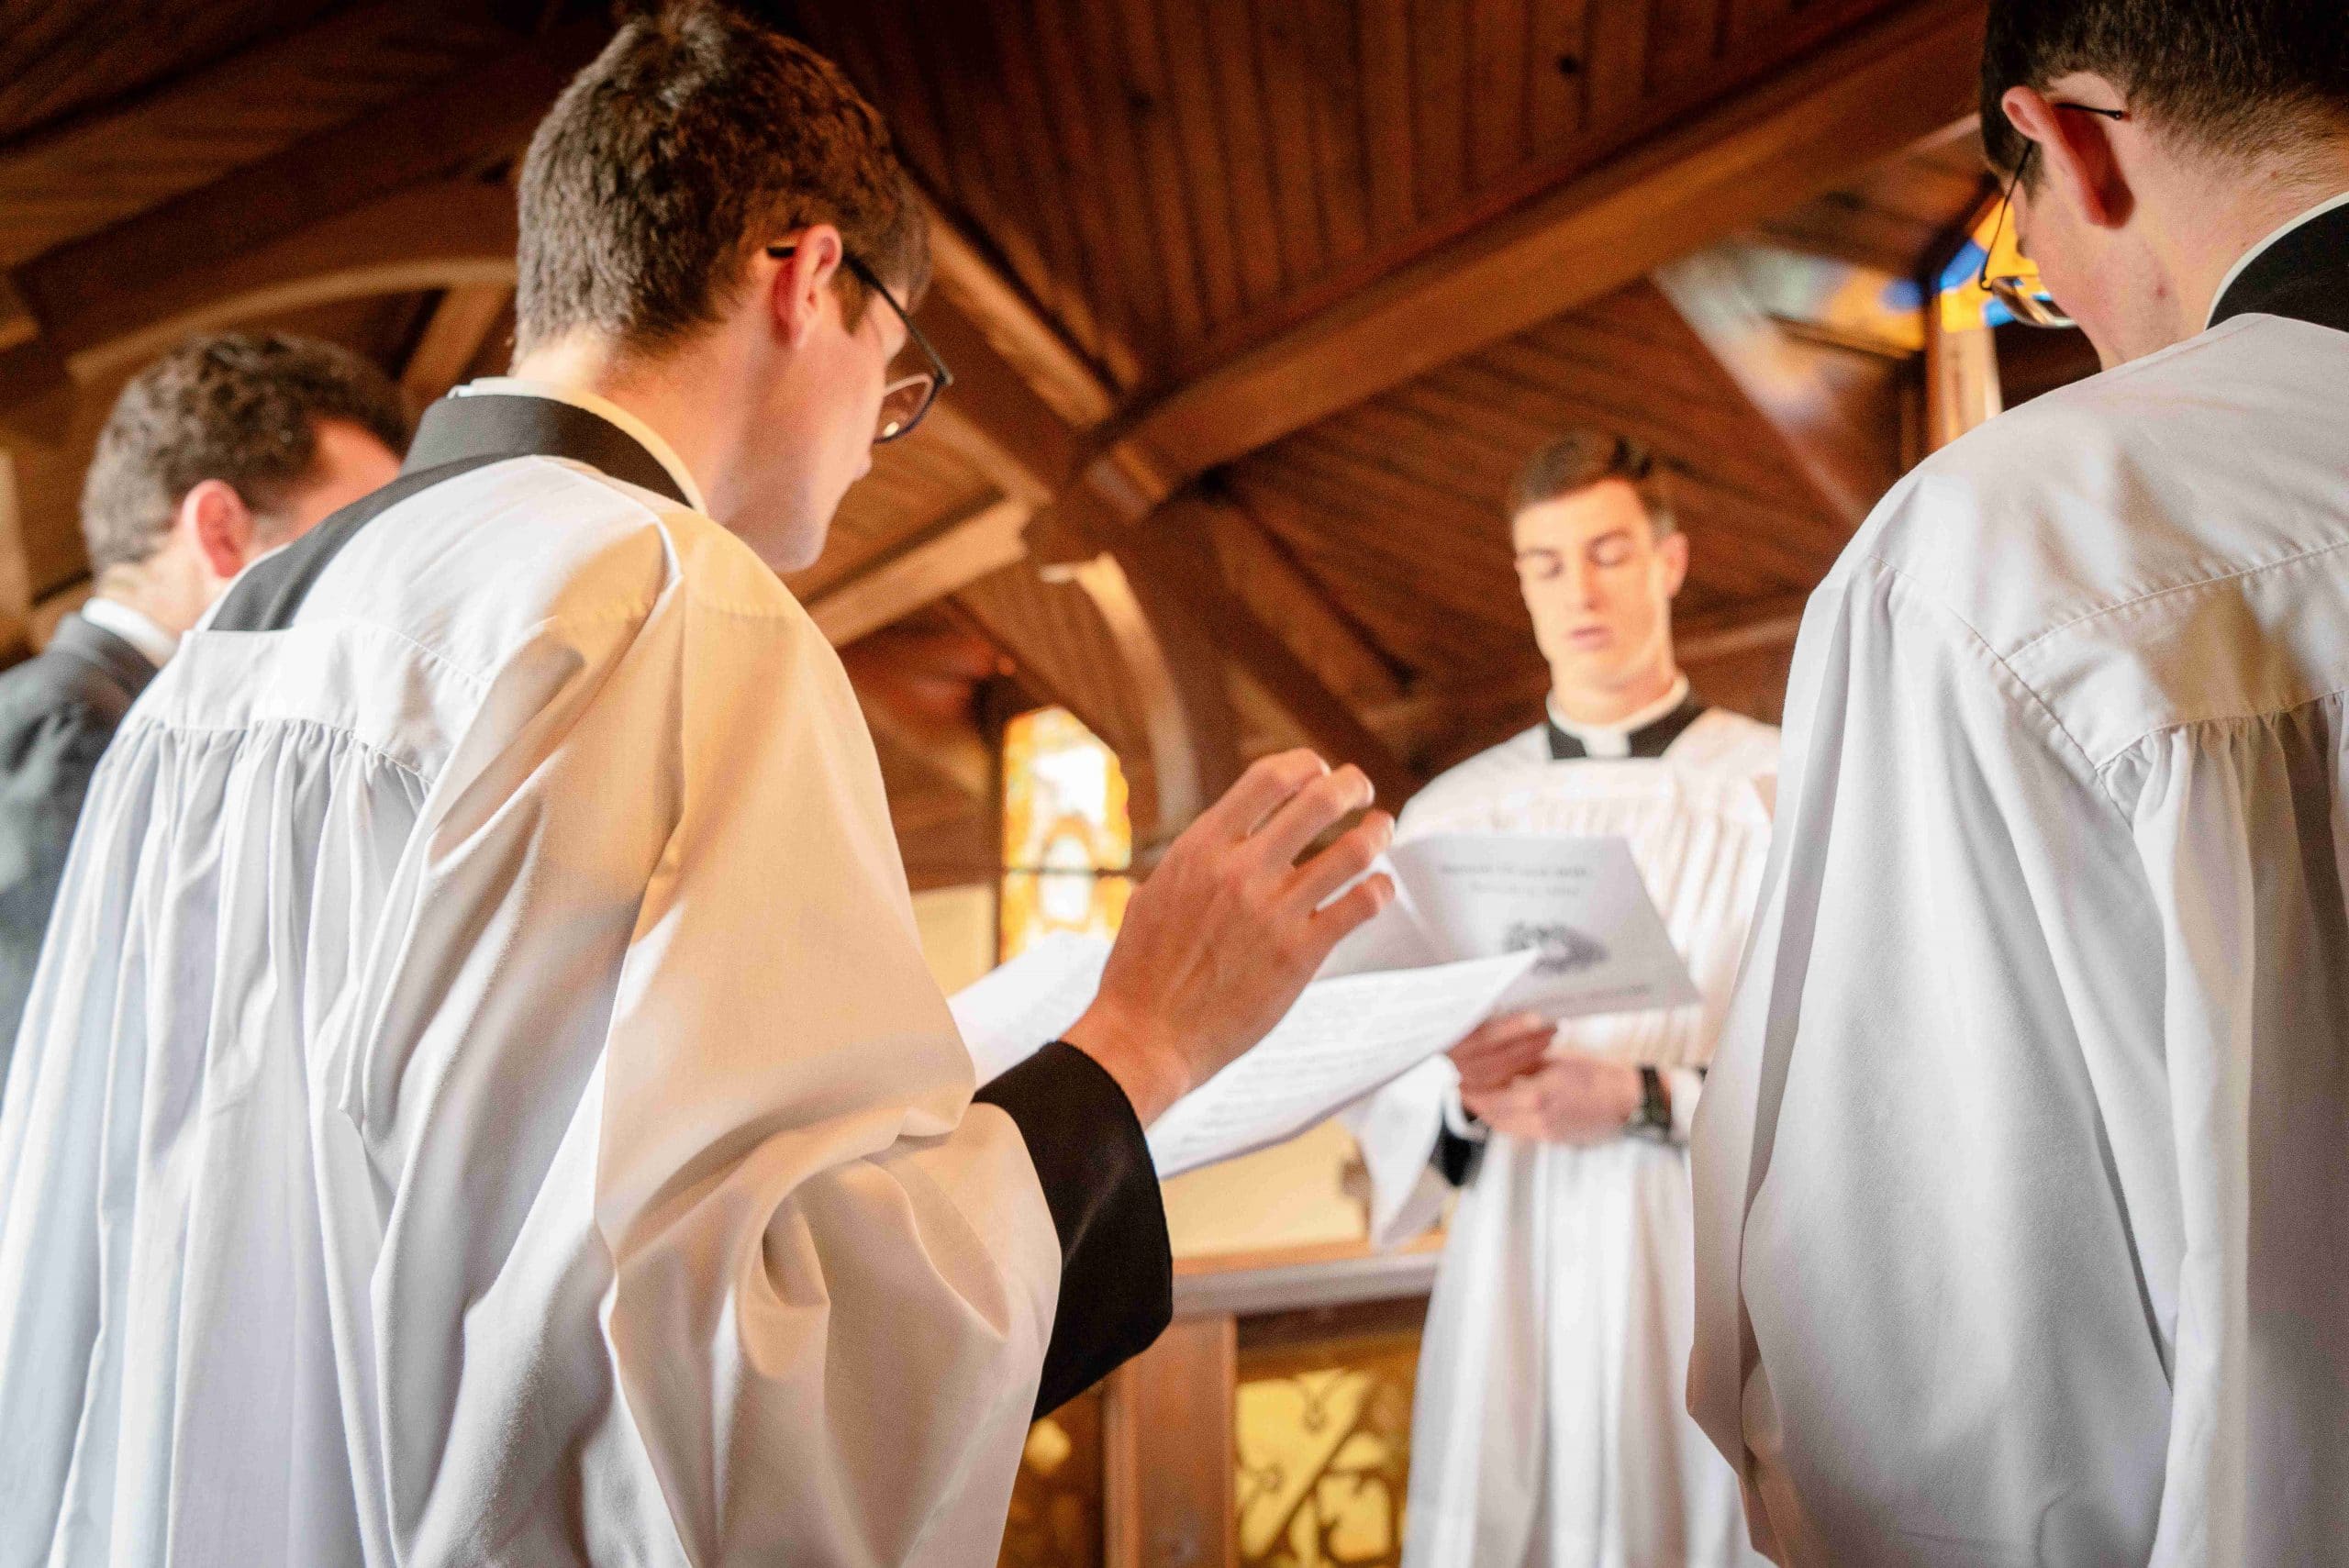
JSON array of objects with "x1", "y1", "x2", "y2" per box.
[
  {"x1": 400, "y1": 284, "x2": 515, "y2": 412},
  {"x1": 1653, "y1": 245, "x2": 1908, "y2": 530},
  {"x1": 0, "y1": 0, "x2": 529, "y2": 272},
  {"x1": 1050, "y1": 0, "x2": 1985, "y2": 532},
  {"x1": 0, "y1": 18, "x2": 602, "y2": 389},
  {"x1": 2, "y1": 180, "x2": 517, "y2": 408},
  {"x1": 1136, "y1": 499, "x2": 1419, "y2": 805},
  {"x1": 807, "y1": 496, "x2": 1033, "y2": 649}
]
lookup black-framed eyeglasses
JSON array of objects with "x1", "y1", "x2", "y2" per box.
[
  {"x1": 766, "y1": 243, "x2": 953, "y2": 442},
  {"x1": 1977, "y1": 103, "x2": 2130, "y2": 330}
]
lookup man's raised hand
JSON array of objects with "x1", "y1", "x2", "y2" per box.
[{"x1": 1063, "y1": 750, "x2": 1396, "y2": 1125}]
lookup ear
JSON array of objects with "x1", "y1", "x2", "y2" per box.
[
  {"x1": 180, "y1": 479, "x2": 256, "y2": 582},
  {"x1": 769, "y1": 223, "x2": 849, "y2": 349},
  {"x1": 1658, "y1": 529, "x2": 1690, "y2": 599},
  {"x1": 2001, "y1": 83, "x2": 2131, "y2": 232}
]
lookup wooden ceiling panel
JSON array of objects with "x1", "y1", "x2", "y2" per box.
[
  {"x1": 1221, "y1": 275, "x2": 1851, "y2": 693},
  {"x1": 785, "y1": 428, "x2": 998, "y2": 605},
  {"x1": 0, "y1": 0, "x2": 348, "y2": 146},
  {"x1": 1760, "y1": 118, "x2": 1987, "y2": 274},
  {"x1": 0, "y1": 1, "x2": 526, "y2": 269},
  {"x1": 792, "y1": 0, "x2": 1927, "y2": 395}
]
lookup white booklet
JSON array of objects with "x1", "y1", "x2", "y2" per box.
[
  {"x1": 1324, "y1": 832, "x2": 1701, "y2": 1019},
  {"x1": 947, "y1": 832, "x2": 1692, "y2": 1178},
  {"x1": 949, "y1": 933, "x2": 1535, "y2": 1177}
]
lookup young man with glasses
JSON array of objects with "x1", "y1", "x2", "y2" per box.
[
  {"x1": 0, "y1": 8, "x2": 1395, "y2": 1565},
  {"x1": 1688, "y1": 2, "x2": 2349, "y2": 1563},
  {"x1": 1351, "y1": 430, "x2": 1778, "y2": 1568}
]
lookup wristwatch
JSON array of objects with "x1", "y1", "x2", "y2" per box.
[{"x1": 1627, "y1": 1064, "x2": 1674, "y2": 1141}]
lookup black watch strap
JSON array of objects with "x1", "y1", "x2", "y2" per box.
[{"x1": 1630, "y1": 1063, "x2": 1673, "y2": 1140}]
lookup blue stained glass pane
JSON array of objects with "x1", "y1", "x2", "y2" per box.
[{"x1": 1938, "y1": 239, "x2": 1990, "y2": 295}]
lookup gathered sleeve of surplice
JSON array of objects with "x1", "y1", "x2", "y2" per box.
[
  {"x1": 341, "y1": 512, "x2": 1166, "y2": 1567},
  {"x1": 1687, "y1": 546, "x2": 2181, "y2": 1566},
  {"x1": 2111, "y1": 700, "x2": 2349, "y2": 1566}
]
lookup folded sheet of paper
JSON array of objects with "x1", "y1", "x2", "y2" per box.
[
  {"x1": 949, "y1": 934, "x2": 1536, "y2": 1177},
  {"x1": 948, "y1": 832, "x2": 1690, "y2": 1177},
  {"x1": 1330, "y1": 832, "x2": 1701, "y2": 1019}
]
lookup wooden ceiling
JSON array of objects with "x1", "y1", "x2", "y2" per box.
[
  {"x1": 786, "y1": 0, "x2": 1925, "y2": 395},
  {"x1": 0, "y1": 0, "x2": 2010, "y2": 886}
]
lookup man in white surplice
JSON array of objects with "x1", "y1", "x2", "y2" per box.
[
  {"x1": 0, "y1": 11, "x2": 1402, "y2": 1567},
  {"x1": 1688, "y1": 1, "x2": 2349, "y2": 1562},
  {"x1": 1352, "y1": 431, "x2": 1776, "y2": 1568}
]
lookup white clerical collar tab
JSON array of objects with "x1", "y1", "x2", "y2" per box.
[{"x1": 1547, "y1": 674, "x2": 1694, "y2": 756}]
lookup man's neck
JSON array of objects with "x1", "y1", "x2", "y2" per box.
[
  {"x1": 91, "y1": 566, "x2": 202, "y2": 642},
  {"x1": 1550, "y1": 662, "x2": 1685, "y2": 731},
  {"x1": 2160, "y1": 145, "x2": 2349, "y2": 343},
  {"x1": 508, "y1": 339, "x2": 730, "y2": 513}
]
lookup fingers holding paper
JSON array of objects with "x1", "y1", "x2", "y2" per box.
[
  {"x1": 1448, "y1": 1012, "x2": 1556, "y2": 1096},
  {"x1": 1064, "y1": 749, "x2": 1396, "y2": 1125},
  {"x1": 1461, "y1": 1048, "x2": 1646, "y2": 1145}
]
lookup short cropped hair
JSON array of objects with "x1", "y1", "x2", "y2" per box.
[
  {"x1": 515, "y1": 3, "x2": 928, "y2": 359},
  {"x1": 1510, "y1": 430, "x2": 1676, "y2": 539},
  {"x1": 1982, "y1": 0, "x2": 2349, "y2": 179},
  {"x1": 79, "y1": 331, "x2": 406, "y2": 575}
]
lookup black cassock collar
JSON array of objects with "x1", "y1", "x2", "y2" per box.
[
  {"x1": 1546, "y1": 693, "x2": 1709, "y2": 762},
  {"x1": 2210, "y1": 196, "x2": 2349, "y2": 337},
  {"x1": 212, "y1": 393, "x2": 687, "y2": 635}
]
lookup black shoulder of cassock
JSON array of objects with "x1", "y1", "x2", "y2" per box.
[{"x1": 975, "y1": 1042, "x2": 1173, "y2": 1417}]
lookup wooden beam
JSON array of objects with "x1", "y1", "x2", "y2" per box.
[
  {"x1": 838, "y1": 627, "x2": 1003, "y2": 800},
  {"x1": 0, "y1": 0, "x2": 529, "y2": 272},
  {"x1": 1204, "y1": 494, "x2": 1405, "y2": 711},
  {"x1": 1924, "y1": 297, "x2": 2002, "y2": 450},
  {"x1": 3, "y1": 19, "x2": 601, "y2": 363},
  {"x1": 1102, "y1": 1316, "x2": 1237, "y2": 1568},
  {"x1": 922, "y1": 202, "x2": 1116, "y2": 432},
  {"x1": 401, "y1": 284, "x2": 514, "y2": 412},
  {"x1": 857, "y1": 696, "x2": 995, "y2": 801},
  {"x1": 1067, "y1": 551, "x2": 1243, "y2": 846},
  {"x1": 807, "y1": 496, "x2": 1033, "y2": 648},
  {"x1": 1130, "y1": 506, "x2": 1419, "y2": 806},
  {"x1": 1058, "y1": 0, "x2": 1983, "y2": 524},
  {"x1": 1653, "y1": 246, "x2": 1907, "y2": 529},
  {"x1": 0, "y1": 450, "x2": 31, "y2": 662},
  {"x1": 36, "y1": 180, "x2": 517, "y2": 395},
  {"x1": 912, "y1": 301, "x2": 1088, "y2": 505}
]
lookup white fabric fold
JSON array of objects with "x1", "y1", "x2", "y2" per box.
[
  {"x1": 1691, "y1": 314, "x2": 2349, "y2": 1567},
  {"x1": 1350, "y1": 710, "x2": 1777, "y2": 1568},
  {"x1": 0, "y1": 455, "x2": 1062, "y2": 1567}
]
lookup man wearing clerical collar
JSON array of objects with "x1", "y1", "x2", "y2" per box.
[
  {"x1": 1689, "y1": 2, "x2": 2349, "y2": 1562},
  {"x1": 0, "y1": 332, "x2": 402, "y2": 1095},
  {"x1": 1351, "y1": 429, "x2": 1778, "y2": 1568}
]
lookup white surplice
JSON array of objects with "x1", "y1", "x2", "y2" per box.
[
  {"x1": 0, "y1": 440, "x2": 1065, "y2": 1564},
  {"x1": 1353, "y1": 707, "x2": 1778, "y2": 1568},
  {"x1": 1689, "y1": 309, "x2": 2349, "y2": 1566}
]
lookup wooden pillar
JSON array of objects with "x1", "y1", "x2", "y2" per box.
[
  {"x1": 1102, "y1": 1316, "x2": 1238, "y2": 1568},
  {"x1": 1925, "y1": 317, "x2": 2001, "y2": 450}
]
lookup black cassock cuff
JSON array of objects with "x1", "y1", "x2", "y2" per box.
[
  {"x1": 1431, "y1": 1120, "x2": 1485, "y2": 1187},
  {"x1": 975, "y1": 1040, "x2": 1174, "y2": 1417}
]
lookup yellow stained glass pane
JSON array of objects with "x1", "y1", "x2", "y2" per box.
[
  {"x1": 1000, "y1": 707, "x2": 1132, "y2": 962},
  {"x1": 1940, "y1": 200, "x2": 2050, "y2": 332}
]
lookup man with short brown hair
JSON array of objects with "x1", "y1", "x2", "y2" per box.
[
  {"x1": 0, "y1": 330, "x2": 402, "y2": 1084},
  {"x1": 0, "y1": 9, "x2": 1391, "y2": 1567},
  {"x1": 1353, "y1": 428, "x2": 1776, "y2": 1568},
  {"x1": 1690, "y1": 0, "x2": 2349, "y2": 1561}
]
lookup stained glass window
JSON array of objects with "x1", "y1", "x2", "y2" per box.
[
  {"x1": 1938, "y1": 199, "x2": 2045, "y2": 331},
  {"x1": 999, "y1": 706, "x2": 1132, "y2": 962}
]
